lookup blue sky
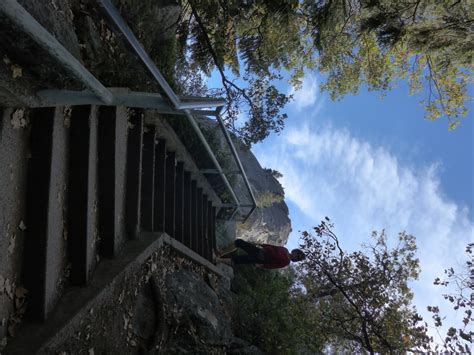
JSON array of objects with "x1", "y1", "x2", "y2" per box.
[{"x1": 249, "y1": 73, "x2": 473, "y2": 343}]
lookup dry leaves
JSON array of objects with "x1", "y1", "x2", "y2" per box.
[
  {"x1": 15, "y1": 287, "x2": 28, "y2": 309},
  {"x1": 7, "y1": 285, "x2": 28, "y2": 337},
  {"x1": 18, "y1": 220, "x2": 26, "y2": 231},
  {"x1": 118, "y1": 290, "x2": 125, "y2": 305},
  {"x1": 50, "y1": 0, "x2": 59, "y2": 10},
  {"x1": 99, "y1": 20, "x2": 116, "y2": 53},
  {"x1": 123, "y1": 314, "x2": 129, "y2": 330},
  {"x1": 4, "y1": 279, "x2": 14, "y2": 300},
  {"x1": 8, "y1": 234, "x2": 16, "y2": 255},
  {"x1": 11, "y1": 65, "x2": 22, "y2": 79},
  {"x1": 63, "y1": 106, "x2": 72, "y2": 128},
  {"x1": 0, "y1": 337, "x2": 7, "y2": 352},
  {"x1": 10, "y1": 109, "x2": 28, "y2": 129}
]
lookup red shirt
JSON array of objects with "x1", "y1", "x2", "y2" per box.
[{"x1": 260, "y1": 244, "x2": 290, "y2": 269}]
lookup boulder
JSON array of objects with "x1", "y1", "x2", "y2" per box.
[
  {"x1": 163, "y1": 270, "x2": 233, "y2": 346},
  {"x1": 197, "y1": 118, "x2": 292, "y2": 247},
  {"x1": 234, "y1": 143, "x2": 291, "y2": 246}
]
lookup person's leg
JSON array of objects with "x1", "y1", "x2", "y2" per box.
[
  {"x1": 231, "y1": 253, "x2": 263, "y2": 265},
  {"x1": 234, "y1": 239, "x2": 261, "y2": 256},
  {"x1": 215, "y1": 239, "x2": 263, "y2": 266}
]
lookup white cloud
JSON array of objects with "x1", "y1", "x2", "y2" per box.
[
  {"x1": 288, "y1": 74, "x2": 319, "y2": 111},
  {"x1": 254, "y1": 122, "x2": 473, "y2": 344}
]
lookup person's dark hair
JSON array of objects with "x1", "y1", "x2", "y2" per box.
[{"x1": 291, "y1": 249, "x2": 305, "y2": 262}]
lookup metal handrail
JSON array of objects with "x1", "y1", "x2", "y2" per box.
[
  {"x1": 0, "y1": 0, "x2": 256, "y2": 221},
  {"x1": 97, "y1": 0, "x2": 257, "y2": 221},
  {"x1": 214, "y1": 110, "x2": 257, "y2": 222}
]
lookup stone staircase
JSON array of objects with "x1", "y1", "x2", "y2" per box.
[
  {"x1": 0, "y1": 1, "x2": 255, "y2": 351},
  {"x1": 0, "y1": 104, "x2": 221, "y2": 351}
]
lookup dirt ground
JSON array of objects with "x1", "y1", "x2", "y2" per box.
[{"x1": 34, "y1": 246, "x2": 226, "y2": 355}]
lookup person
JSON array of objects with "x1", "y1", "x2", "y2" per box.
[{"x1": 215, "y1": 239, "x2": 305, "y2": 269}]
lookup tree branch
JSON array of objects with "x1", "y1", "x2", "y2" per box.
[{"x1": 187, "y1": 0, "x2": 255, "y2": 111}]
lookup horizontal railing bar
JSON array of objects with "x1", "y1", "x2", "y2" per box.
[
  {"x1": 191, "y1": 110, "x2": 218, "y2": 117},
  {"x1": 178, "y1": 99, "x2": 226, "y2": 110},
  {"x1": 0, "y1": 0, "x2": 114, "y2": 105},
  {"x1": 34, "y1": 90, "x2": 183, "y2": 112},
  {"x1": 98, "y1": 0, "x2": 256, "y2": 222},
  {"x1": 201, "y1": 169, "x2": 242, "y2": 176},
  {"x1": 98, "y1": 0, "x2": 181, "y2": 108},
  {"x1": 200, "y1": 169, "x2": 220, "y2": 174},
  {"x1": 221, "y1": 203, "x2": 254, "y2": 208}
]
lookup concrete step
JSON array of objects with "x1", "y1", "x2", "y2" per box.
[
  {"x1": 23, "y1": 107, "x2": 69, "y2": 320},
  {"x1": 125, "y1": 109, "x2": 144, "y2": 239},
  {"x1": 196, "y1": 188, "x2": 204, "y2": 256},
  {"x1": 182, "y1": 171, "x2": 192, "y2": 248},
  {"x1": 190, "y1": 180, "x2": 198, "y2": 252},
  {"x1": 202, "y1": 195, "x2": 209, "y2": 260},
  {"x1": 164, "y1": 151, "x2": 176, "y2": 237},
  {"x1": 0, "y1": 107, "x2": 31, "y2": 336},
  {"x1": 152, "y1": 138, "x2": 166, "y2": 232},
  {"x1": 140, "y1": 126, "x2": 155, "y2": 231},
  {"x1": 0, "y1": 102, "x2": 223, "y2": 349},
  {"x1": 174, "y1": 161, "x2": 185, "y2": 243},
  {"x1": 208, "y1": 201, "x2": 217, "y2": 260},
  {"x1": 67, "y1": 105, "x2": 99, "y2": 285},
  {"x1": 97, "y1": 106, "x2": 128, "y2": 258}
]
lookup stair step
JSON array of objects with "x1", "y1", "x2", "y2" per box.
[
  {"x1": 0, "y1": 107, "x2": 31, "y2": 333},
  {"x1": 196, "y1": 188, "x2": 204, "y2": 256},
  {"x1": 140, "y1": 126, "x2": 155, "y2": 231},
  {"x1": 97, "y1": 106, "x2": 128, "y2": 258},
  {"x1": 153, "y1": 139, "x2": 166, "y2": 232},
  {"x1": 206, "y1": 200, "x2": 215, "y2": 261},
  {"x1": 183, "y1": 171, "x2": 192, "y2": 248},
  {"x1": 202, "y1": 195, "x2": 209, "y2": 260},
  {"x1": 190, "y1": 180, "x2": 198, "y2": 252},
  {"x1": 210, "y1": 205, "x2": 217, "y2": 255},
  {"x1": 174, "y1": 162, "x2": 185, "y2": 243},
  {"x1": 164, "y1": 151, "x2": 176, "y2": 236},
  {"x1": 23, "y1": 107, "x2": 69, "y2": 320},
  {"x1": 68, "y1": 105, "x2": 99, "y2": 284},
  {"x1": 125, "y1": 109, "x2": 143, "y2": 239}
]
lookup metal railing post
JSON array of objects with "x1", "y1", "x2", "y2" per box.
[{"x1": 4, "y1": 0, "x2": 257, "y2": 222}]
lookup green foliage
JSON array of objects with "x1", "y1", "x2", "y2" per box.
[
  {"x1": 232, "y1": 220, "x2": 471, "y2": 353},
  {"x1": 264, "y1": 168, "x2": 283, "y2": 179},
  {"x1": 298, "y1": 218, "x2": 430, "y2": 353},
  {"x1": 232, "y1": 265, "x2": 324, "y2": 354},
  {"x1": 427, "y1": 242, "x2": 473, "y2": 352},
  {"x1": 176, "y1": 0, "x2": 472, "y2": 145},
  {"x1": 255, "y1": 191, "x2": 284, "y2": 208},
  {"x1": 310, "y1": 0, "x2": 472, "y2": 129}
]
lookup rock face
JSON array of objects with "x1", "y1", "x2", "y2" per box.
[
  {"x1": 197, "y1": 118, "x2": 292, "y2": 247},
  {"x1": 161, "y1": 269, "x2": 262, "y2": 354},
  {"x1": 164, "y1": 270, "x2": 233, "y2": 346},
  {"x1": 234, "y1": 143, "x2": 291, "y2": 246}
]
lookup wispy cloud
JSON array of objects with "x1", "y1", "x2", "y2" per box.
[
  {"x1": 254, "y1": 121, "x2": 473, "y2": 341},
  {"x1": 288, "y1": 74, "x2": 319, "y2": 111}
]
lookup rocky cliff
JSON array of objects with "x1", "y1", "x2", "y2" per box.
[
  {"x1": 197, "y1": 118, "x2": 291, "y2": 247},
  {"x1": 233, "y1": 144, "x2": 291, "y2": 246}
]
